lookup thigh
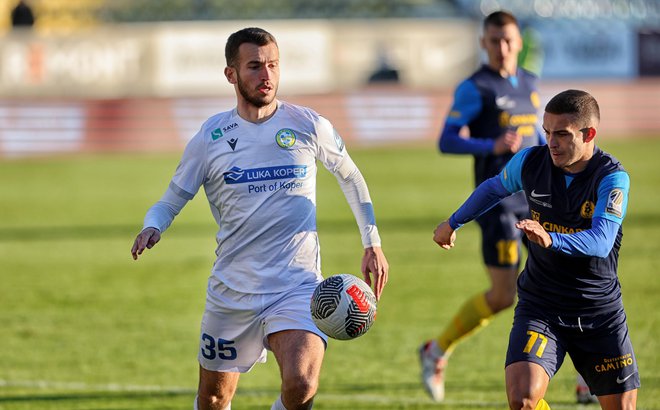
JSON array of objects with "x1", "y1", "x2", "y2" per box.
[
  {"x1": 262, "y1": 279, "x2": 328, "y2": 349},
  {"x1": 476, "y1": 207, "x2": 522, "y2": 268},
  {"x1": 506, "y1": 305, "x2": 565, "y2": 379},
  {"x1": 598, "y1": 389, "x2": 637, "y2": 410},
  {"x1": 505, "y1": 361, "x2": 550, "y2": 406},
  {"x1": 268, "y1": 329, "x2": 325, "y2": 382},
  {"x1": 568, "y1": 311, "x2": 640, "y2": 397},
  {"x1": 263, "y1": 280, "x2": 326, "y2": 381}
]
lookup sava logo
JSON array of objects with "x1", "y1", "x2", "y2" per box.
[
  {"x1": 223, "y1": 165, "x2": 307, "y2": 184},
  {"x1": 223, "y1": 122, "x2": 239, "y2": 133}
]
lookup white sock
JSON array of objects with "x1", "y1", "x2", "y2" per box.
[{"x1": 271, "y1": 395, "x2": 288, "y2": 410}]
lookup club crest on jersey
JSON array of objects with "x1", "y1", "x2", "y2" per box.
[
  {"x1": 580, "y1": 200, "x2": 595, "y2": 219},
  {"x1": 211, "y1": 128, "x2": 223, "y2": 141},
  {"x1": 275, "y1": 129, "x2": 296, "y2": 148},
  {"x1": 531, "y1": 210, "x2": 541, "y2": 222},
  {"x1": 606, "y1": 189, "x2": 624, "y2": 218}
]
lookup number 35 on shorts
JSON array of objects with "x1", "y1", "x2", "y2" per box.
[
  {"x1": 523, "y1": 330, "x2": 548, "y2": 358},
  {"x1": 201, "y1": 333, "x2": 237, "y2": 360}
]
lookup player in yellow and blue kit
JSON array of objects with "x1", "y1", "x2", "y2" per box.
[
  {"x1": 419, "y1": 11, "x2": 545, "y2": 401},
  {"x1": 433, "y1": 89, "x2": 639, "y2": 409}
]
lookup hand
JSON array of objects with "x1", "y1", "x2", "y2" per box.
[
  {"x1": 433, "y1": 220, "x2": 456, "y2": 250},
  {"x1": 131, "y1": 227, "x2": 161, "y2": 260},
  {"x1": 361, "y1": 246, "x2": 389, "y2": 301},
  {"x1": 493, "y1": 129, "x2": 522, "y2": 155},
  {"x1": 515, "y1": 219, "x2": 552, "y2": 248}
]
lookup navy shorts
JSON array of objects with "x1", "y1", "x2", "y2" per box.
[
  {"x1": 475, "y1": 203, "x2": 527, "y2": 268},
  {"x1": 506, "y1": 302, "x2": 640, "y2": 396}
]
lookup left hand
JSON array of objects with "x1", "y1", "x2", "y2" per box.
[
  {"x1": 361, "y1": 246, "x2": 389, "y2": 301},
  {"x1": 516, "y1": 219, "x2": 552, "y2": 248}
]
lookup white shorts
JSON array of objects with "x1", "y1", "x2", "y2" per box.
[{"x1": 198, "y1": 275, "x2": 327, "y2": 373}]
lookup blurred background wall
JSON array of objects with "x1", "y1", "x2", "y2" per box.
[{"x1": 1, "y1": 0, "x2": 659, "y2": 156}]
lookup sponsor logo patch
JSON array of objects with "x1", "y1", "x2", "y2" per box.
[
  {"x1": 606, "y1": 189, "x2": 624, "y2": 218},
  {"x1": 223, "y1": 165, "x2": 307, "y2": 184},
  {"x1": 594, "y1": 353, "x2": 634, "y2": 374},
  {"x1": 223, "y1": 122, "x2": 239, "y2": 133},
  {"x1": 211, "y1": 128, "x2": 223, "y2": 141}
]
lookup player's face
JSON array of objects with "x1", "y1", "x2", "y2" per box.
[
  {"x1": 227, "y1": 42, "x2": 280, "y2": 108},
  {"x1": 543, "y1": 112, "x2": 595, "y2": 173},
  {"x1": 481, "y1": 23, "x2": 522, "y2": 75}
]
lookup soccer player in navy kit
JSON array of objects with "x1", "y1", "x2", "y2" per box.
[
  {"x1": 419, "y1": 11, "x2": 545, "y2": 401},
  {"x1": 433, "y1": 89, "x2": 639, "y2": 409}
]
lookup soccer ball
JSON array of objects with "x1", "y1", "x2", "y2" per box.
[{"x1": 310, "y1": 274, "x2": 377, "y2": 340}]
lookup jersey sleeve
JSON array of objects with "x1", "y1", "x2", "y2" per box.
[
  {"x1": 315, "y1": 116, "x2": 347, "y2": 173},
  {"x1": 169, "y1": 131, "x2": 208, "y2": 200},
  {"x1": 594, "y1": 171, "x2": 630, "y2": 224},
  {"x1": 445, "y1": 79, "x2": 483, "y2": 128},
  {"x1": 549, "y1": 217, "x2": 620, "y2": 258},
  {"x1": 448, "y1": 176, "x2": 512, "y2": 230},
  {"x1": 438, "y1": 80, "x2": 496, "y2": 155},
  {"x1": 499, "y1": 147, "x2": 532, "y2": 193},
  {"x1": 547, "y1": 170, "x2": 629, "y2": 258}
]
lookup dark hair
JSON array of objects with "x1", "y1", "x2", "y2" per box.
[
  {"x1": 545, "y1": 89, "x2": 600, "y2": 127},
  {"x1": 225, "y1": 27, "x2": 277, "y2": 67},
  {"x1": 483, "y1": 10, "x2": 519, "y2": 29}
]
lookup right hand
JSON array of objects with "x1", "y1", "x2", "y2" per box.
[
  {"x1": 131, "y1": 227, "x2": 161, "y2": 260},
  {"x1": 493, "y1": 129, "x2": 522, "y2": 155},
  {"x1": 433, "y1": 220, "x2": 456, "y2": 250}
]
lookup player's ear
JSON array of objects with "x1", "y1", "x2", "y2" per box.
[
  {"x1": 584, "y1": 127, "x2": 596, "y2": 143},
  {"x1": 224, "y1": 66, "x2": 237, "y2": 84}
]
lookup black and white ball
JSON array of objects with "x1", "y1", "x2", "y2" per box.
[{"x1": 310, "y1": 274, "x2": 377, "y2": 340}]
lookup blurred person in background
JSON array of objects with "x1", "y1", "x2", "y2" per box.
[
  {"x1": 433, "y1": 89, "x2": 639, "y2": 410},
  {"x1": 131, "y1": 27, "x2": 389, "y2": 410},
  {"x1": 11, "y1": 0, "x2": 35, "y2": 28},
  {"x1": 419, "y1": 10, "x2": 545, "y2": 402}
]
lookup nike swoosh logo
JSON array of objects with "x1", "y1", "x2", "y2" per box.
[
  {"x1": 531, "y1": 190, "x2": 550, "y2": 198},
  {"x1": 616, "y1": 373, "x2": 635, "y2": 384}
]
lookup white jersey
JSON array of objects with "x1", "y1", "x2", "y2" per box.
[{"x1": 163, "y1": 100, "x2": 377, "y2": 294}]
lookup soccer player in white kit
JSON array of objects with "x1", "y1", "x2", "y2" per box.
[{"x1": 130, "y1": 27, "x2": 389, "y2": 410}]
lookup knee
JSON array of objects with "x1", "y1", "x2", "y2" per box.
[
  {"x1": 198, "y1": 392, "x2": 231, "y2": 410},
  {"x1": 282, "y1": 373, "x2": 318, "y2": 404},
  {"x1": 507, "y1": 385, "x2": 541, "y2": 410},
  {"x1": 508, "y1": 396, "x2": 539, "y2": 410},
  {"x1": 488, "y1": 290, "x2": 516, "y2": 313}
]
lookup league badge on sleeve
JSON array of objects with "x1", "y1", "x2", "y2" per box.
[
  {"x1": 606, "y1": 189, "x2": 624, "y2": 218},
  {"x1": 333, "y1": 129, "x2": 345, "y2": 152}
]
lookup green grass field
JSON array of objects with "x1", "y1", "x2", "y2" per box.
[{"x1": 1, "y1": 140, "x2": 659, "y2": 410}]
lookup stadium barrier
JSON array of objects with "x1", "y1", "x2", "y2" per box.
[{"x1": 2, "y1": 81, "x2": 659, "y2": 157}]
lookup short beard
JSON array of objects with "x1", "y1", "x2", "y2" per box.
[{"x1": 236, "y1": 74, "x2": 276, "y2": 108}]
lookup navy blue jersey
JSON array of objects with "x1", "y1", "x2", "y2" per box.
[
  {"x1": 445, "y1": 65, "x2": 542, "y2": 186},
  {"x1": 503, "y1": 145, "x2": 629, "y2": 316},
  {"x1": 442, "y1": 65, "x2": 543, "y2": 214}
]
